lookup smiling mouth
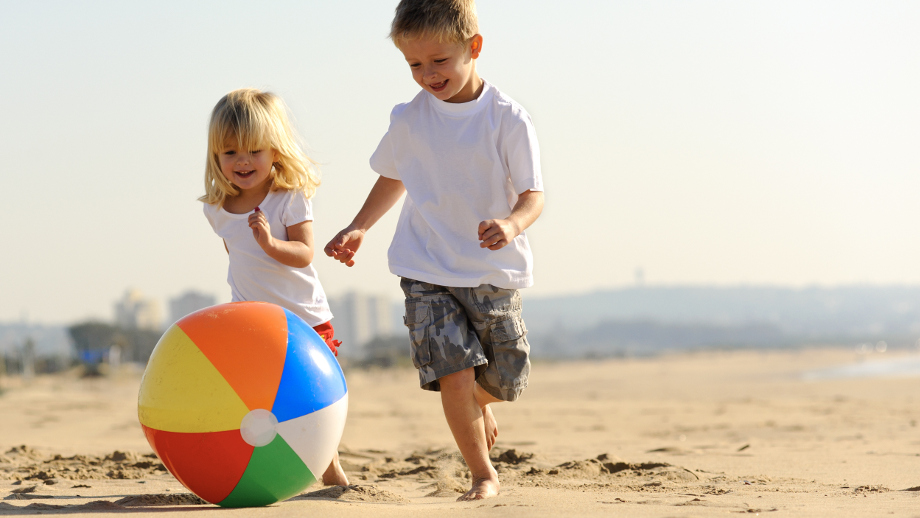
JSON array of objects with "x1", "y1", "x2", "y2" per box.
[
  {"x1": 429, "y1": 80, "x2": 448, "y2": 92},
  {"x1": 235, "y1": 170, "x2": 255, "y2": 178}
]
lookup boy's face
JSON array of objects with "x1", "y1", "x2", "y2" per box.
[{"x1": 399, "y1": 34, "x2": 483, "y2": 104}]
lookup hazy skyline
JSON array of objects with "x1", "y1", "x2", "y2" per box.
[{"x1": 2, "y1": 1, "x2": 919, "y2": 324}]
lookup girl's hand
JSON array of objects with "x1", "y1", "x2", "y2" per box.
[
  {"x1": 248, "y1": 207, "x2": 273, "y2": 249},
  {"x1": 324, "y1": 226, "x2": 365, "y2": 267},
  {"x1": 478, "y1": 218, "x2": 520, "y2": 251}
]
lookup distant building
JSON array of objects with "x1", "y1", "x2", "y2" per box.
[
  {"x1": 114, "y1": 289, "x2": 162, "y2": 331},
  {"x1": 328, "y1": 292, "x2": 396, "y2": 357},
  {"x1": 169, "y1": 291, "x2": 216, "y2": 326}
]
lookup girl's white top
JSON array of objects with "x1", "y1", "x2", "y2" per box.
[
  {"x1": 203, "y1": 189, "x2": 333, "y2": 326},
  {"x1": 370, "y1": 80, "x2": 543, "y2": 289}
]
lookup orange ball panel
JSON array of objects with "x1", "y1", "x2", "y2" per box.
[{"x1": 177, "y1": 302, "x2": 288, "y2": 411}]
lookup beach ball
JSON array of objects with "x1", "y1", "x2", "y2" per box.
[{"x1": 137, "y1": 301, "x2": 347, "y2": 507}]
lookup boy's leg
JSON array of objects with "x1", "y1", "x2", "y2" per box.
[
  {"x1": 474, "y1": 383, "x2": 501, "y2": 450},
  {"x1": 455, "y1": 285, "x2": 531, "y2": 451},
  {"x1": 400, "y1": 278, "x2": 498, "y2": 500},
  {"x1": 439, "y1": 367, "x2": 500, "y2": 501}
]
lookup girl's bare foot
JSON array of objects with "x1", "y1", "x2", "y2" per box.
[
  {"x1": 458, "y1": 474, "x2": 500, "y2": 501},
  {"x1": 482, "y1": 404, "x2": 498, "y2": 450},
  {"x1": 321, "y1": 451, "x2": 349, "y2": 486}
]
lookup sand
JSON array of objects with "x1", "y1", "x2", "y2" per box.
[{"x1": 1, "y1": 347, "x2": 919, "y2": 517}]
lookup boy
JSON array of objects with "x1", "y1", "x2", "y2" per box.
[{"x1": 324, "y1": 0, "x2": 543, "y2": 501}]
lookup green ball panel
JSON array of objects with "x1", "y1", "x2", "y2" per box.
[{"x1": 217, "y1": 434, "x2": 317, "y2": 507}]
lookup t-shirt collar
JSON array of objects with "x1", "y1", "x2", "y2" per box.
[{"x1": 426, "y1": 80, "x2": 493, "y2": 116}]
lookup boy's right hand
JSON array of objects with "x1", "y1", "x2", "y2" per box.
[{"x1": 324, "y1": 227, "x2": 365, "y2": 267}]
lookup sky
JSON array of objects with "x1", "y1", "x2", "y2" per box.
[{"x1": 1, "y1": 0, "x2": 919, "y2": 325}]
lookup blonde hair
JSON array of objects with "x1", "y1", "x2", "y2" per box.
[
  {"x1": 200, "y1": 88, "x2": 319, "y2": 206},
  {"x1": 389, "y1": 0, "x2": 479, "y2": 47}
]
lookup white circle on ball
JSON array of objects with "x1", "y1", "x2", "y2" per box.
[{"x1": 240, "y1": 409, "x2": 278, "y2": 447}]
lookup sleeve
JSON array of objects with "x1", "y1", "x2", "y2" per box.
[
  {"x1": 503, "y1": 109, "x2": 544, "y2": 194},
  {"x1": 369, "y1": 105, "x2": 405, "y2": 180},
  {"x1": 282, "y1": 191, "x2": 313, "y2": 227},
  {"x1": 202, "y1": 202, "x2": 218, "y2": 232}
]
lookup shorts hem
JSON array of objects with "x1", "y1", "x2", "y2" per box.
[
  {"x1": 419, "y1": 356, "x2": 488, "y2": 392},
  {"x1": 478, "y1": 380, "x2": 528, "y2": 402}
]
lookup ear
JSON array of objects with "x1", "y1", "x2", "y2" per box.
[
  {"x1": 272, "y1": 149, "x2": 281, "y2": 163},
  {"x1": 470, "y1": 34, "x2": 483, "y2": 59}
]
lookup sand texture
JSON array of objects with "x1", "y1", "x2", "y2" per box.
[{"x1": 1, "y1": 347, "x2": 919, "y2": 517}]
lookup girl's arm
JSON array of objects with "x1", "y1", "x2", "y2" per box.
[
  {"x1": 478, "y1": 189, "x2": 544, "y2": 251},
  {"x1": 324, "y1": 176, "x2": 406, "y2": 267},
  {"x1": 248, "y1": 210, "x2": 316, "y2": 268}
]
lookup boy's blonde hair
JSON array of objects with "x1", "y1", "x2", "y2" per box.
[
  {"x1": 389, "y1": 0, "x2": 479, "y2": 47},
  {"x1": 200, "y1": 88, "x2": 319, "y2": 206}
]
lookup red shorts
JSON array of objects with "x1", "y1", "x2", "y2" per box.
[{"x1": 312, "y1": 321, "x2": 342, "y2": 357}]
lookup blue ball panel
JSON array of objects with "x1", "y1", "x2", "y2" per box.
[{"x1": 271, "y1": 310, "x2": 348, "y2": 423}]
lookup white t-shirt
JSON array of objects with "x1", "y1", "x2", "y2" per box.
[
  {"x1": 202, "y1": 189, "x2": 333, "y2": 327},
  {"x1": 370, "y1": 80, "x2": 543, "y2": 289}
]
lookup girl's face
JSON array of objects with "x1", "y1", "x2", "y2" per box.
[{"x1": 218, "y1": 138, "x2": 278, "y2": 194}]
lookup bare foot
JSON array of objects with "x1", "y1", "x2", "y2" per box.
[
  {"x1": 482, "y1": 404, "x2": 498, "y2": 450},
  {"x1": 321, "y1": 451, "x2": 349, "y2": 486},
  {"x1": 458, "y1": 475, "x2": 500, "y2": 501}
]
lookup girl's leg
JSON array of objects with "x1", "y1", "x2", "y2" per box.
[
  {"x1": 322, "y1": 451, "x2": 348, "y2": 486},
  {"x1": 312, "y1": 322, "x2": 348, "y2": 486}
]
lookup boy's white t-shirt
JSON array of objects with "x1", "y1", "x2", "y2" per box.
[
  {"x1": 370, "y1": 80, "x2": 543, "y2": 289},
  {"x1": 202, "y1": 189, "x2": 333, "y2": 327}
]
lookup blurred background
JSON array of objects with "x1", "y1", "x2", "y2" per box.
[{"x1": 1, "y1": 1, "x2": 919, "y2": 374}]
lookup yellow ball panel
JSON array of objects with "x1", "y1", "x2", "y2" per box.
[{"x1": 138, "y1": 324, "x2": 250, "y2": 433}]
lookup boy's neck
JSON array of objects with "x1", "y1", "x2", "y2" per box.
[{"x1": 445, "y1": 72, "x2": 483, "y2": 104}]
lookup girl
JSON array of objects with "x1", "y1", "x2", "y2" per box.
[{"x1": 200, "y1": 88, "x2": 347, "y2": 486}]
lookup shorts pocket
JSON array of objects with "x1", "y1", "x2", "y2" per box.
[
  {"x1": 404, "y1": 300, "x2": 432, "y2": 368},
  {"x1": 490, "y1": 316, "x2": 527, "y2": 343},
  {"x1": 485, "y1": 316, "x2": 530, "y2": 395}
]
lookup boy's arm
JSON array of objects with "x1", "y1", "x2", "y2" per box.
[
  {"x1": 478, "y1": 190, "x2": 544, "y2": 251},
  {"x1": 324, "y1": 176, "x2": 406, "y2": 267}
]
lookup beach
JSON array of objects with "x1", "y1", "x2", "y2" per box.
[{"x1": 1, "y1": 347, "x2": 919, "y2": 517}]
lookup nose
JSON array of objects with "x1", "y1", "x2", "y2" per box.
[{"x1": 422, "y1": 64, "x2": 438, "y2": 82}]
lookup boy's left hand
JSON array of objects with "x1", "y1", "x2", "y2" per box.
[
  {"x1": 479, "y1": 190, "x2": 544, "y2": 251},
  {"x1": 478, "y1": 219, "x2": 519, "y2": 251}
]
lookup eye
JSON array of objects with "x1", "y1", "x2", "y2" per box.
[
  {"x1": 250, "y1": 149, "x2": 262, "y2": 154},
  {"x1": 434, "y1": 58, "x2": 447, "y2": 64},
  {"x1": 223, "y1": 150, "x2": 236, "y2": 156},
  {"x1": 408, "y1": 62, "x2": 421, "y2": 68}
]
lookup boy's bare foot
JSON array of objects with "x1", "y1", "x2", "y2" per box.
[
  {"x1": 458, "y1": 475, "x2": 500, "y2": 501},
  {"x1": 482, "y1": 404, "x2": 498, "y2": 450},
  {"x1": 321, "y1": 452, "x2": 349, "y2": 486}
]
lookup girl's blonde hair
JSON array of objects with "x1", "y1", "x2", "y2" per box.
[{"x1": 200, "y1": 88, "x2": 319, "y2": 206}]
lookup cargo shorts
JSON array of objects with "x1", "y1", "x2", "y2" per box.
[{"x1": 400, "y1": 277, "x2": 530, "y2": 402}]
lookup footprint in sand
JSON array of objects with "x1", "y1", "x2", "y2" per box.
[{"x1": 299, "y1": 484, "x2": 409, "y2": 503}]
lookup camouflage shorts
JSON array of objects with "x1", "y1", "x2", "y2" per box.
[{"x1": 400, "y1": 277, "x2": 530, "y2": 402}]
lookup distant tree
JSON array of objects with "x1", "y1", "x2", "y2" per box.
[
  {"x1": 68, "y1": 322, "x2": 120, "y2": 356},
  {"x1": 68, "y1": 322, "x2": 119, "y2": 376},
  {"x1": 67, "y1": 322, "x2": 164, "y2": 372}
]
